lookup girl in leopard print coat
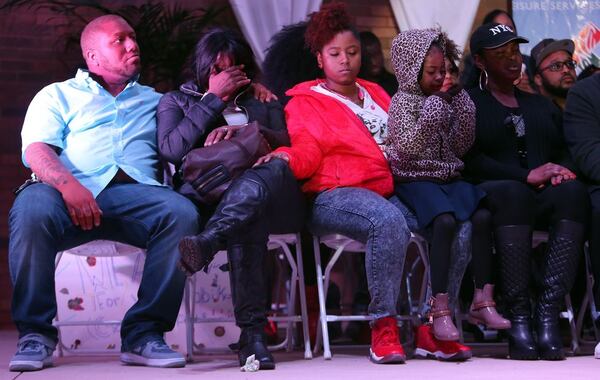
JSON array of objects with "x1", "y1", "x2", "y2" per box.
[
  {"x1": 386, "y1": 29, "x2": 510, "y2": 344},
  {"x1": 386, "y1": 29, "x2": 474, "y2": 182}
]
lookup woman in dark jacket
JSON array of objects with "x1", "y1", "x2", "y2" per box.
[
  {"x1": 156, "y1": 28, "x2": 305, "y2": 370},
  {"x1": 464, "y1": 23, "x2": 589, "y2": 361},
  {"x1": 460, "y1": 9, "x2": 535, "y2": 94}
]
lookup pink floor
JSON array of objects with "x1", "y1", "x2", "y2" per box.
[{"x1": 0, "y1": 329, "x2": 598, "y2": 380}]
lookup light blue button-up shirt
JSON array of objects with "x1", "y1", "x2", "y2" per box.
[{"x1": 21, "y1": 69, "x2": 164, "y2": 197}]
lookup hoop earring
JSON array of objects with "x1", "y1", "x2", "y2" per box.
[
  {"x1": 513, "y1": 70, "x2": 523, "y2": 86},
  {"x1": 479, "y1": 69, "x2": 488, "y2": 91}
]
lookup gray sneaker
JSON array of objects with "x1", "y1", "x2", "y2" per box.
[
  {"x1": 9, "y1": 334, "x2": 55, "y2": 372},
  {"x1": 120, "y1": 338, "x2": 186, "y2": 368}
]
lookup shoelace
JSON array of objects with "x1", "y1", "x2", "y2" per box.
[
  {"x1": 18, "y1": 340, "x2": 45, "y2": 353},
  {"x1": 147, "y1": 340, "x2": 173, "y2": 353}
]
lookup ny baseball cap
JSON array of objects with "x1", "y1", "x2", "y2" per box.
[{"x1": 470, "y1": 22, "x2": 529, "y2": 54}]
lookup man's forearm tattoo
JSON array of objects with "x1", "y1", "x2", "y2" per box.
[{"x1": 26, "y1": 143, "x2": 72, "y2": 187}]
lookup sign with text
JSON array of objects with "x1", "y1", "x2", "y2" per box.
[{"x1": 513, "y1": 0, "x2": 600, "y2": 72}]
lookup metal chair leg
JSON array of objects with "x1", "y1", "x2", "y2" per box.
[
  {"x1": 184, "y1": 276, "x2": 195, "y2": 361},
  {"x1": 313, "y1": 236, "x2": 332, "y2": 359},
  {"x1": 54, "y1": 251, "x2": 65, "y2": 358},
  {"x1": 563, "y1": 294, "x2": 579, "y2": 354},
  {"x1": 295, "y1": 234, "x2": 313, "y2": 359}
]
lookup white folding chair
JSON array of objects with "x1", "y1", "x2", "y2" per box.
[
  {"x1": 184, "y1": 232, "x2": 312, "y2": 360},
  {"x1": 54, "y1": 240, "x2": 145, "y2": 356},
  {"x1": 312, "y1": 232, "x2": 430, "y2": 359}
]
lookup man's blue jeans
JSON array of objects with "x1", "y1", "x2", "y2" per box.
[
  {"x1": 309, "y1": 187, "x2": 412, "y2": 320},
  {"x1": 8, "y1": 183, "x2": 200, "y2": 351}
]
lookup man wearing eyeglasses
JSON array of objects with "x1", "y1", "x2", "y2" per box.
[{"x1": 530, "y1": 38, "x2": 577, "y2": 110}]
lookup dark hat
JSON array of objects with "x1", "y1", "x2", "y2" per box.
[
  {"x1": 470, "y1": 22, "x2": 529, "y2": 54},
  {"x1": 530, "y1": 38, "x2": 575, "y2": 71}
]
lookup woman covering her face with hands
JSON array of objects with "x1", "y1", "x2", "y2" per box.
[{"x1": 156, "y1": 28, "x2": 306, "y2": 370}]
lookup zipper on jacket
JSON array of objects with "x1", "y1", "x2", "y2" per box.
[{"x1": 195, "y1": 170, "x2": 227, "y2": 192}]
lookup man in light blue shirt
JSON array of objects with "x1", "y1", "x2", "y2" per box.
[
  {"x1": 8, "y1": 15, "x2": 199, "y2": 371},
  {"x1": 21, "y1": 68, "x2": 164, "y2": 198}
]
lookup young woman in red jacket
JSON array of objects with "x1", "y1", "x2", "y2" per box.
[{"x1": 259, "y1": 3, "x2": 410, "y2": 364}]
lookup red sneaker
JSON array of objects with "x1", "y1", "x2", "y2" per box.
[
  {"x1": 369, "y1": 317, "x2": 406, "y2": 364},
  {"x1": 414, "y1": 324, "x2": 472, "y2": 361}
]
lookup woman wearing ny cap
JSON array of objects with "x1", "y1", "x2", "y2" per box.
[
  {"x1": 463, "y1": 23, "x2": 589, "y2": 361},
  {"x1": 460, "y1": 9, "x2": 535, "y2": 93}
]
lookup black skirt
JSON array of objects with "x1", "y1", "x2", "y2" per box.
[{"x1": 395, "y1": 180, "x2": 486, "y2": 228}]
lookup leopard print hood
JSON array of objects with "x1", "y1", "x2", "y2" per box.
[
  {"x1": 386, "y1": 28, "x2": 475, "y2": 182},
  {"x1": 391, "y1": 28, "x2": 446, "y2": 96}
]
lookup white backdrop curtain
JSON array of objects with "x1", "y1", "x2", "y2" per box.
[
  {"x1": 229, "y1": 0, "x2": 322, "y2": 64},
  {"x1": 389, "y1": 0, "x2": 480, "y2": 52}
]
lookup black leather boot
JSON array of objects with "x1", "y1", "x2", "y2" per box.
[
  {"x1": 178, "y1": 175, "x2": 267, "y2": 275},
  {"x1": 228, "y1": 243, "x2": 275, "y2": 370},
  {"x1": 536, "y1": 219, "x2": 584, "y2": 361},
  {"x1": 496, "y1": 225, "x2": 538, "y2": 360},
  {"x1": 237, "y1": 327, "x2": 275, "y2": 370}
]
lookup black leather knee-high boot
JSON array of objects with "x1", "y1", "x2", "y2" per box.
[
  {"x1": 496, "y1": 225, "x2": 538, "y2": 360},
  {"x1": 228, "y1": 243, "x2": 275, "y2": 370},
  {"x1": 536, "y1": 219, "x2": 584, "y2": 360},
  {"x1": 178, "y1": 175, "x2": 267, "y2": 275}
]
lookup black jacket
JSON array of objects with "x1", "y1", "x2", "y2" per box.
[
  {"x1": 564, "y1": 74, "x2": 600, "y2": 183},
  {"x1": 464, "y1": 86, "x2": 574, "y2": 183},
  {"x1": 156, "y1": 81, "x2": 289, "y2": 167}
]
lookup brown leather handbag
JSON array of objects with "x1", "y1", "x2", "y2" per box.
[{"x1": 178, "y1": 121, "x2": 271, "y2": 204}]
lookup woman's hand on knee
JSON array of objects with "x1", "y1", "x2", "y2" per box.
[
  {"x1": 550, "y1": 166, "x2": 577, "y2": 186},
  {"x1": 253, "y1": 152, "x2": 290, "y2": 167},
  {"x1": 527, "y1": 163, "x2": 576, "y2": 188}
]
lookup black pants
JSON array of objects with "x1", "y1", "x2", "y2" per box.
[
  {"x1": 220, "y1": 159, "x2": 306, "y2": 330},
  {"x1": 478, "y1": 179, "x2": 588, "y2": 228},
  {"x1": 478, "y1": 179, "x2": 589, "y2": 301},
  {"x1": 428, "y1": 208, "x2": 494, "y2": 294},
  {"x1": 228, "y1": 159, "x2": 307, "y2": 245}
]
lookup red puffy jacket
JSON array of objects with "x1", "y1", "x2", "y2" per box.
[{"x1": 276, "y1": 79, "x2": 393, "y2": 197}]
